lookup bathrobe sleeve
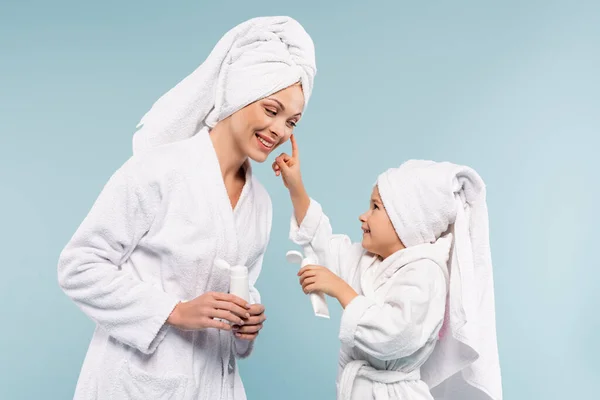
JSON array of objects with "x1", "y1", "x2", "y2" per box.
[
  {"x1": 289, "y1": 198, "x2": 364, "y2": 283},
  {"x1": 57, "y1": 157, "x2": 180, "y2": 355},
  {"x1": 233, "y1": 190, "x2": 272, "y2": 358},
  {"x1": 339, "y1": 259, "x2": 446, "y2": 360}
]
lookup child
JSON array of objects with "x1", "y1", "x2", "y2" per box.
[{"x1": 273, "y1": 136, "x2": 502, "y2": 400}]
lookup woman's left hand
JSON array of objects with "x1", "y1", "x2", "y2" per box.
[{"x1": 233, "y1": 304, "x2": 266, "y2": 341}]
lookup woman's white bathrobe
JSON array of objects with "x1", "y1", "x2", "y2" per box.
[
  {"x1": 290, "y1": 199, "x2": 452, "y2": 400},
  {"x1": 58, "y1": 128, "x2": 272, "y2": 400}
]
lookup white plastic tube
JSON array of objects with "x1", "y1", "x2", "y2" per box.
[
  {"x1": 229, "y1": 265, "x2": 250, "y2": 303},
  {"x1": 286, "y1": 250, "x2": 330, "y2": 319}
]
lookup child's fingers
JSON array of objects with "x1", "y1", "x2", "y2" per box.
[
  {"x1": 301, "y1": 277, "x2": 316, "y2": 288},
  {"x1": 272, "y1": 161, "x2": 281, "y2": 176},
  {"x1": 303, "y1": 283, "x2": 316, "y2": 294},
  {"x1": 298, "y1": 264, "x2": 318, "y2": 276},
  {"x1": 298, "y1": 266, "x2": 325, "y2": 277},
  {"x1": 298, "y1": 272, "x2": 316, "y2": 285},
  {"x1": 275, "y1": 156, "x2": 290, "y2": 171},
  {"x1": 276, "y1": 152, "x2": 291, "y2": 162},
  {"x1": 299, "y1": 273, "x2": 316, "y2": 286},
  {"x1": 278, "y1": 153, "x2": 295, "y2": 169}
]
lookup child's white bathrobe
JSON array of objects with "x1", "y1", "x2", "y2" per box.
[
  {"x1": 290, "y1": 199, "x2": 453, "y2": 400},
  {"x1": 58, "y1": 129, "x2": 271, "y2": 399}
]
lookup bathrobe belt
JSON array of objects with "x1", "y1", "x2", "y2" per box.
[{"x1": 338, "y1": 360, "x2": 421, "y2": 400}]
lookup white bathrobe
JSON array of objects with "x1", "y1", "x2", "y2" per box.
[
  {"x1": 58, "y1": 14, "x2": 316, "y2": 400},
  {"x1": 377, "y1": 161, "x2": 502, "y2": 400},
  {"x1": 290, "y1": 199, "x2": 453, "y2": 400},
  {"x1": 58, "y1": 128, "x2": 272, "y2": 399}
]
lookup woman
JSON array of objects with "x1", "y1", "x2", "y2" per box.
[{"x1": 58, "y1": 16, "x2": 316, "y2": 400}]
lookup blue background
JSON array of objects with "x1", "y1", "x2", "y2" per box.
[{"x1": 1, "y1": 1, "x2": 598, "y2": 399}]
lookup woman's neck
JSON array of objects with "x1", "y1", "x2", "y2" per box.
[{"x1": 209, "y1": 124, "x2": 247, "y2": 182}]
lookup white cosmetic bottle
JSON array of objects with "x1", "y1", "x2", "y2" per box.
[
  {"x1": 229, "y1": 265, "x2": 250, "y2": 303},
  {"x1": 214, "y1": 259, "x2": 251, "y2": 303},
  {"x1": 286, "y1": 250, "x2": 330, "y2": 319}
]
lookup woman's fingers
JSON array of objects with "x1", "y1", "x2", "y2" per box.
[
  {"x1": 214, "y1": 300, "x2": 251, "y2": 319},
  {"x1": 234, "y1": 323, "x2": 263, "y2": 334},
  {"x1": 212, "y1": 292, "x2": 251, "y2": 309},
  {"x1": 234, "y1": 332, "x2": 258, "y2": 340},
  {"x1": 210, "y1": 309, "x2": 245, "y2": 326},
  {"x1": 203, "y1": 318, "x2": 232, "y2": 331},
  {"x1": 243, "y1": 314, "x2": 266, "y2": 326}
]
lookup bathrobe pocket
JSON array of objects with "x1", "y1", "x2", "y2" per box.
[{"x1": 111, "y1": 359, "x2": 189, "y2": 400}]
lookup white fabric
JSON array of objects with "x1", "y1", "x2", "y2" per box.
[
  {"x1": 339, "y1": 360, "x2": 421, "y2": 400},
  {"x1": 58, "y1": 129, "x2": 272, "y2": 399},
  {"x1": 376, "y1": 160, "x2": 502, "y2": 400},
  {"x1": 132, "y1": 16, "x2": 316, "y2": 154},
  {"x1": 290, "y1": 199, "x2": 452, "y2": 400}
]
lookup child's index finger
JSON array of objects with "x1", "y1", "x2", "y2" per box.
[{"x1": 290, "y1": 134, "x2": 299, "y2": 158}]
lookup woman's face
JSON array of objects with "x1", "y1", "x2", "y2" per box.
[{"x1": 225, "y1": 83, "x2": 305, "y2": 163}]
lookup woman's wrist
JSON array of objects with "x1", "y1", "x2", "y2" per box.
[{"x1": 166, "y1": 302, "x2": 184, "y2": 328}]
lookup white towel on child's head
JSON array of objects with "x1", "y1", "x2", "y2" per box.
[
  {"x1": 132, "y1": 16, "x2": 316, "y2": 154},
  {"x1": 377, "y1": 160, "x2": 502, "y2": 400}
]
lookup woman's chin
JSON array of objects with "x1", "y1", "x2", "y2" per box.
[{"x1": 247, "y1": 149, "x2": 270, "y2": 163}]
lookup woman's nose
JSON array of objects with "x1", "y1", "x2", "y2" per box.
[{"x1": 270, "y1": 119, "x2": 286, "y2": 139}]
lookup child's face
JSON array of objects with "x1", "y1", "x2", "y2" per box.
[{"x1": 359, "y1": 186, "x2": 405, "y2": 259}]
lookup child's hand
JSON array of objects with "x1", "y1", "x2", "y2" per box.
[
  {"x1": 298, "y1": 264, "x2": 345, "y2": 298},
  {"x1": 272, "y1": 134, "x2": 304, "y2": 194}
]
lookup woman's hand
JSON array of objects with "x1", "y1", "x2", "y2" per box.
[
  {"x1": 167, "y1": 292, "x2": 251, "y2": 331},
  {"x1": 232, "y1": 304, "x2": 266, "y2": 341}
]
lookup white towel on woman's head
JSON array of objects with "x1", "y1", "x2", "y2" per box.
[
  {"x1": 132, "y1": 16, "x2": 316, "y2": 154},
  {"x1": 377, "y1": 160, "x2": 502, "y2": 400}
]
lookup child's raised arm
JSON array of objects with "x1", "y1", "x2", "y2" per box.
[
  {"x1": 272, "y1": 134, "x2": 310, "y2": 225},
  {"x1": 273, "y1": 135, "x2": 363, "y2": 282}
]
